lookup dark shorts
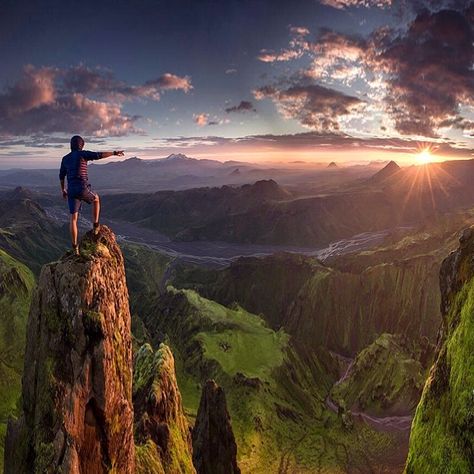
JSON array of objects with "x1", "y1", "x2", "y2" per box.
[{"x1": 67, "y1": 184, "x2": 98, "y2": 214}]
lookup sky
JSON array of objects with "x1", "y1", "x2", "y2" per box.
[{"x1": 0, "y1": 0, "x2": 472, "y2": 168}]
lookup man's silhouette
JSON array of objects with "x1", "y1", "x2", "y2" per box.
[{"x1": 59, "y1": 135, "x2": 124, "y2": 254}]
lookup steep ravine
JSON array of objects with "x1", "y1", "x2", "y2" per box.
[{"x1": 172, "y1": 251, "x2": 441, "y2": 355}]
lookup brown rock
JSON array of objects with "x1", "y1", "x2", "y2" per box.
[
  {"x1": 192, "y1": 380, "x2": 240, "y2": 474},
  {"x1": 4, "y1": 226, "x2": 135, "y2": 473}
]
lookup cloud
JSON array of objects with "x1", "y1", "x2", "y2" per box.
[
  {"x1": 0, "y1": 65, "x2": 57, "y2": 114},
  {"x1": 225, "y1": 68, "x2": 237, "y2": 74},
  {"x1": 193, "y1": 113, "x2": 209, "y2": 126},
  {"x1": 254, "y1": 83, "x2": 364, "y2": 131},
  {"x1": 257, "y1": 48, "x2": 302, "y2": 63},
  {"x1": 62, "y1": 66, "x2": 192, "y2": 101},
  {"x1": 258, "y1": 25, "x2": 311, "y2": 63},
  {"x1": 143, "y1": 73, "x2": 193, "y2": 93},
  {"x1": 303, "y1": 30, "x2": 366, "y2": 82},
  {"x1": 0, "y1": 65, "x2": 192, "y2": 137},
  {"x1": 319, "y1": 0, "x2": 392, "y2": 8},
  {"x1": 371, "y1": 8, "x2": 474, "y2": 137},
  {"x1": 225, "y1": 101, "x2": 256, "y2": 113},
  {"x1": 289, "y1": 26, "x2": 310, "y2": 36},
  {"x1": 257, "y1": 5, "x2": 473, "y2": 139}
]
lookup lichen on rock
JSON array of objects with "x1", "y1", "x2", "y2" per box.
[{"x1": 4, "y1": 225, "x2": 135, "y2": 473}]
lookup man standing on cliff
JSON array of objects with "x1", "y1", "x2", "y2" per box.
[{"x1": 59, "y1": 135, "x2": 124, "y2": 255}]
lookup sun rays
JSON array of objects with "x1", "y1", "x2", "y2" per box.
[{"x1": 397, "y1": 149, "x2": 462, "y2": 219}]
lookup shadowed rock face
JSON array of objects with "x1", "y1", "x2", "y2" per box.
[
  {"x1": 192, "y1": 380, "x2": 240, "y2": 474},
  {"x1": 405, "y1": 226, "x2": 474, "y2": 472},
  {"x1": 4, "y1": 226, "x2": 135, "y2": 473},
  {"x1": 134, "y1": 343, "x2": 195, "y2": 474}
]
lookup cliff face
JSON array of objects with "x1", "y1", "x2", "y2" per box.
[
  {"x1": 4, "y1": 226, "x2": 135, "y2": 473},
  {"x1": 134, "y1": 343, "x2": 195, "y2": 474},
  {"x1": 192, "y1": 380, "x2": 240, "y2": 474},
  {"x1": 174, "y1": 252, "x2": 441, "y2": 355},
  {"x1": 405, "y1": 226, "x2": 474, "y2": 472}
]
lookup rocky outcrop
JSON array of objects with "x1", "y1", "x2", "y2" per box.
[
  {"x1": 405, "y1": 226, "x2": 474, "y2": 472},
  {"x1": 4, "y1": 226, "x2": 135, "y2": 473},
  {"x1": 330, "y1": 333, "x2": 432, "y2": 417},
  {"x1": 134, "y1": 343, "x2": 195, "y2": 474},
  {"x1": 192, "y1": 380, "x2": 240, "y2": 474}
]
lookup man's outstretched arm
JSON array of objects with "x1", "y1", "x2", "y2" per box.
[
  {"x1": 97, "y1": 150, "x2": 125, "y2": 159},
  {"x1": 84, "y1": 150, "x2": 125, "y2": 161}
]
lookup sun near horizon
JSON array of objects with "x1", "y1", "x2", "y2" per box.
[{"x1": 416, "y1": 149, "x2": 433, "y2": 165}]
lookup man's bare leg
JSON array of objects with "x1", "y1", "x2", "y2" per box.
[
  {"x1": 70, "y1": 212, "x2": 79, "y2": 254},
  {"x1": 92, "y1": 194, "x2": 100, "y2": 234}
]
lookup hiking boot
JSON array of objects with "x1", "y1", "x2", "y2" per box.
[
  {"x1": 72, "y1": 244, "x2": 80, "y2": 256},
  {"x1": 93, "y1": 222, "x2": 100, "y2": 236}
]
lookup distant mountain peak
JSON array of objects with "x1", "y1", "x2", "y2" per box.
[
  {"x1": 243, "y1": 179, "x2": 291, "y2": 200},
  {"x1": 370, "y1": 160, "x2": 401, "y2": 182},
  {"x1": 386, "y1": 160, "x2": 400, "y2": 169},
  {"x1": 162, "y1": 153, "x2": 194, "y2": 162},
  {"x1": 327, "y1": 161, "x2": 338, "y2": 168}
]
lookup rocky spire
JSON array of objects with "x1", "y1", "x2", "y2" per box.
[
  {"x1": 4, "y1": 226, "x2": 135, "y2": 473},
  {"x1": 192, "y1": 380, "x2": 240, "y2": 474},
  {"x1": 134, "y1": 343, "x2": 195, "y2": 473}
]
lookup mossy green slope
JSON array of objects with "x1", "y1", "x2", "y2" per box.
[
  {"x1": 172, "y1": 214, "x2": 473, "y2": 357},
  {"x1": 140, "y1": 286, "x2": 407, "y2": 473},
  {"x1": 0, "y1": 248, "x2": 35, "y2": 472},
  {"x1": 405, "y1": 227, "x2": 474, "y2": 473},
  {"x1": 122, "y1": 243, "x2": 172, "y2": 348},
  {"x1": 331, "y1": 334, "x2": 432, "y2": 417}
]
